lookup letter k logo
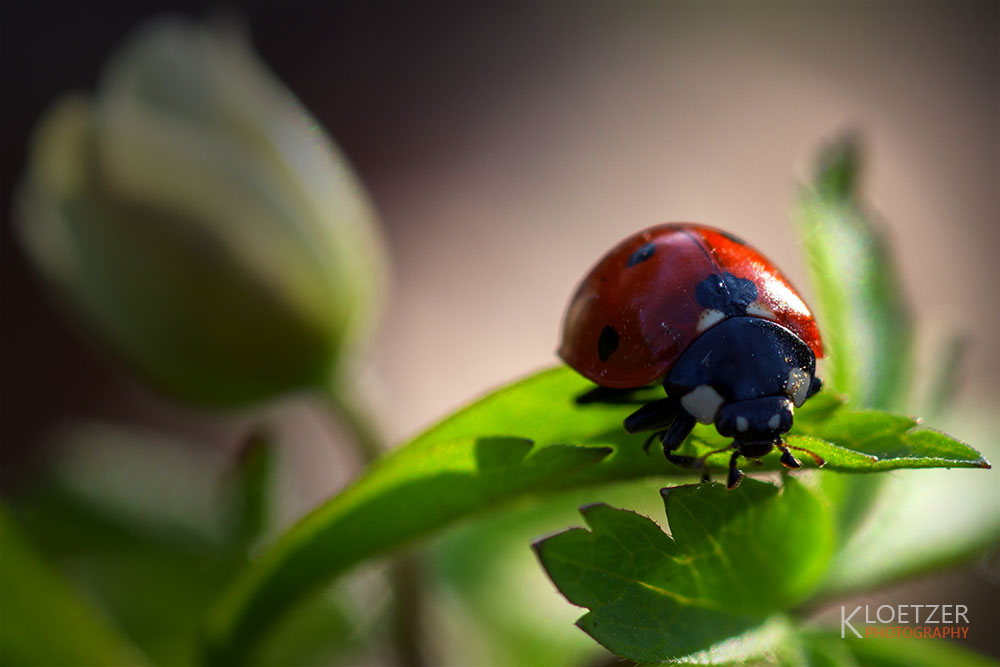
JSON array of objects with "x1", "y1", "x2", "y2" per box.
[{"x1": 842, "y1": 605, "x2": 862, "y2": 638}]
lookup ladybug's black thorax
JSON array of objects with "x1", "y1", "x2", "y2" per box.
[
  {"x1": 666, "y1": 317, "x2": 815, "y2": 405},
  {"x1": 663, "y1": 317, "x2": 817, "y2": 441}
]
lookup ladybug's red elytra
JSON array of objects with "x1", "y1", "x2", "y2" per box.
[{"x1": 559, "y1": 223, "x2": 826, "y2": 488}]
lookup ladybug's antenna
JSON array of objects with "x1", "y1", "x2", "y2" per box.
[{"x1": 782, "y1": 441, "x2": 826, "y2": 468}]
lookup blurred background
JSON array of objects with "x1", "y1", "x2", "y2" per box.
[{"x1": 2, "y1": 1, "x2": 998, "y2": 664}]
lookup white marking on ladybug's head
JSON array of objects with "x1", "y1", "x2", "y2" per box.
[
  {"x1": 786, "y1": 368, "x2": 811, "y2": 407},
  {"x1": 696, "y1": 309, "x2": 726, "y2": 332},
  {"x1": 736, "y1": 416, "x2": 749, "y2": 432},
  {"x1": 681, "y1": 385, "x2": 724, "y2": 424},
  {"x1": 768, "y1": 413, "x2": 781, "y2": 430},
  {"x1": 746, "y1": 300, "x2": 776, "y2": 319}
]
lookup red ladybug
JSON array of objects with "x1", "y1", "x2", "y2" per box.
[{"x1": 559, "y1": 223, "x2": 825, "y2": 488}]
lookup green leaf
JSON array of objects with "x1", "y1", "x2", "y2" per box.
[
  {"x1": 430, "y1": 479, "x2": 670, "y2": 667},
  {"x1": 0, "y1": 506, "x2": 147, "y2": 666},
  {"x1": 793, "y1": 409, "x2": 991, "y2": 471},
  {"x1": 201, "y1": 366, "x2": 989, "y2": 664},
  {"x1": 677, "y1": 398, "x2": 989, "y2": 473},
  {"x1": 533, "y1": 478, "x2": 835, "y2": 662},
  {"x1": 201, "y1": 368, "x2": 628, "y2": 664},
  {"x1": 795, "y1": 135, "x2": 913, "y2": 411}
]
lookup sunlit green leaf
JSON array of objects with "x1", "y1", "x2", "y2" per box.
[
  {"x1": 202, "y1": 365, "x2": 988, "y2": 664},
  {"x1": 533, "y1": 478, "x2": 834, "y2": 662}
]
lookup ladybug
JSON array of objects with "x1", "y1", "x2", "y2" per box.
[{"x1": 559, "y1": 223, "x2": 825, "y2": 489}]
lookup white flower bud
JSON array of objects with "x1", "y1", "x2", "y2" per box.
[{"x1": 16, "y1": 17, "x2": 387, "y2": 407}]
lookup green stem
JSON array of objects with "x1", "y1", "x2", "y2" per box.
[
  {"x1": 324, "y1": 383, "x2": 385, "y2": 464},
  {"x1": 323, "y1": 378, "x2": 427, "y2": 667}
]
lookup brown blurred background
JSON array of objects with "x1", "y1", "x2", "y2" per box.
[
  {"x1": 2, "y1": 0, "x2": 997, "y2": 530},
  {"x1": 2, "y1": 0, "x2": 998, "y2": 661}
]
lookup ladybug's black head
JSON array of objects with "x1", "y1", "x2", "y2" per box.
[{"x1": 716, "y1": 396, "x2": 793, "y2": 443}]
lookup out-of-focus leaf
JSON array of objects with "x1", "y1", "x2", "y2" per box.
[
  {"x1": 253, "y1": 585, "x2": 358, "y2": 667},
  {"x1": 795, "y1": 136, "x2": 913, "y2": 541},
  {"x1": 43, "y1": 422, "x2": 229, "y2": 548},
  {"x1": 0, "y1": 506, "x2": 147, "y2": 666},
  {"x1": 818, "y1": 411, "x2": 1000, "y2": 598},
  {"x1": 16, "y1": 486, "x2": 238, "y2": 666},
  {"x1": 923, "y1": 334, "x2": 969, "y2": 418},
  {"x1": 795, "y1": 136, "x2": 912, "y2": 411},
  {"x1": 533, "y1": 478, "x2": 835, "y2": 662},
  {"x1": 224, "y1": 432, "x2": 277, "y2": 550},
  {"x1": 801, "y1": 629, "x2": 998, "y2": 666},
  {"x1": 15, "y1": 424, "x2": 260, "y2": 665}
]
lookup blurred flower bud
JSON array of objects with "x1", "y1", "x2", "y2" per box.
[{"x1": 16, "y1": 17, "x2": 387, "y2": 408}]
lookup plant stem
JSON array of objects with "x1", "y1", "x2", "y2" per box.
[
  {"x1": 390, "y1": 551, "x2": 427, "y2": 667},
  {"x1": 324, "y1": 383, "x2": 385, "y2": 464},
  {"x1": 323, "y1": 378, "x2": 427, "y2": 667}
]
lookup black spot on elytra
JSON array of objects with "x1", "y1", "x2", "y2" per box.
[
  {"x1": 626, "y1": 242, "x2": 656, "y2": 267},
  {"x1": 598, "y1": 325, "x2": 619, "y2": 362},
  {"x1": 695, "y1": 272, "x2": 758, "y2": 316}
]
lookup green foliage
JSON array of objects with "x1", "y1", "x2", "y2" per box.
[
  {"x1": 800, "y1": 629, "x2": 1000, "y2": 667},
  {"x1": 533, "y1": 479, "x2": 834, "y2": 663},
  {"x1": 0, "y1": 506, "x2": 147, "y2": 666},
  {"x1": 793, "y1": 408, "x2": 989, "y2": 471},
  {"x1": 201, "y1": 363, "x2": 989, "y2": 663},
  {"x1": 795, "y1": 136, "x2": 913, "y2": 411},
  {"x1": 12, "y1": 468, "x2": 241, "y2": 665}
]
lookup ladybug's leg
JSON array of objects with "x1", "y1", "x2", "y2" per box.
[
  {"x1": 624, "y1": 398, "x2": 698, "y2": 467},
  {"x1": 726, "y1": 451, "x2": 744, "y2": 489},
  {"x1": 784, "y1": 443, "x2": 826, "y2": 468},
  {"x1": 659, "y1": 412, "x2": 698, "y2": 467},
  {"x1": 642, "y1": 428, "x2": 698, "y2": 465},
  {"x1": 664, "y1": 449, "x2": 699, "y2": 470},
  {"x1": 623, "y1": 398, "x2": 682, "y2": 434},
  {"x1": 663, "y1": 411, "x2": 696, "y2": 446},
  {"x1": 694, "y1": 443, "x2": 737, "y2": 482},
  {"x1": 776, "y1": 442, "x2": 802, "y2": 469},
  {"x1": 642, "y1": 431, "x2": 666, "y2": 453}
]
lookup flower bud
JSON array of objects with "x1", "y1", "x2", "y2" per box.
[{"x1": 16, "y1": 17, "x2": 387, "y2": 408}]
